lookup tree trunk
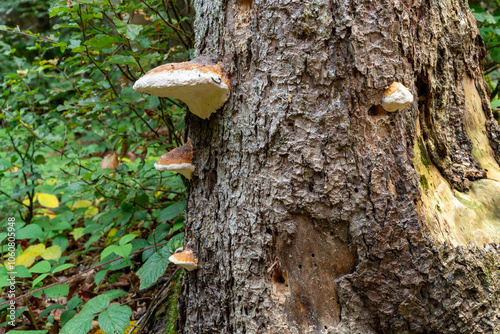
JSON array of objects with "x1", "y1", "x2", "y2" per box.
[{"x1": 181, "y1": 0, "x2": 500, "y2": 332}]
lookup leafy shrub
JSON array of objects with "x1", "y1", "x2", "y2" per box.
[
  {"x1": 0, "y1": 0, "x2": 193, "y2": 332},
  {"x1": 470, "y1": 1, "x2": 500, "y2": 121}
]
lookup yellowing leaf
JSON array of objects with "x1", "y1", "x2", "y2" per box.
[
  {"x1": 36, "y1": 208, "x2": 57, "y2": 219},
  {"x1": 72, "y1": 200, "x2": 92, "y2": 210},
  {"x1": 84, "y1": 206, "x2": 99, "y2": 218},
  {"x1": 14, "y1": 244, "x2": 46, "y2": 268},
  {"x1": 105, "y1": 228, "x2": 119, "y2": 245},
  {"x1": 38, "y1": 193, "x2": 59, "y2": 208},
  {"x1": 71, "y1": 228, "x2": 85, "y2": 241},
  {"x1": 12, "y1": 253, "x2": 37, "y2": 268},
  {"x1": 22, "y1": 193, "x2": 38, "y2": 206},
  {"x1": 41, "y1": 245, "x2": 62, "y2": 261},
  {"x1": 24, "y1": 244, "x2": 46, "y2": 255},
  {"x1": 45, "y1": 178, "x2": 58, "y2": 186}
]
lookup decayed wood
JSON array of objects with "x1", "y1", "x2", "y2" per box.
[{"x1": 180, "y1": 0, "x2": 500, "y2": 332}]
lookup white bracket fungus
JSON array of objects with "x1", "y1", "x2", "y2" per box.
[
  {"x1": 133, "y1": 57, "x2": 230, "y2": 119},
  {"x1": 381, "y1": 82, "x2": 414, "y2": 112},
  {"x1": 169, "y1": 248, "x2": 198, "y2": 271},
  {"x1": 154, "y1": 140, "x2": 194, "y2": 179}
]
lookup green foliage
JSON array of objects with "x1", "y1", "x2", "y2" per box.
[
  {"x1": 470, "y1": 2, "x2": 500, "y2": 122},
  {"x1": 0, "y1": 0, "x2": 193, "y2": 331},
  {"x1": 136, "y1": 232, "x2": 183, "y2": 289}
]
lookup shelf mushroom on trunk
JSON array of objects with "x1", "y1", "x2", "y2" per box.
[
  {"x1": 155, "y1": 140, "x2": 195, "y2": 179},
  {"x1": 133, "y1": 57, "x2": 230, "y2": 119},
  {"x1": 169, "y1": 248, "x2": 198, "y2": 271},
  {"x1": 381, "y1": 82, "x2": 414, "y2": 112}
]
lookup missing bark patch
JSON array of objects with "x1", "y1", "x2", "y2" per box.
[
  {"x1": 237, "y1": 0, "x2": 252, "y2": 13},
  {"x1": 413, "y1": 77, "x2": 500, "y2": 246},
  {"x1": 270, "y1": 265, "x2": 290, "y2": 305}
]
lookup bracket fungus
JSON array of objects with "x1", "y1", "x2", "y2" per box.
[
  {"x1": 381, "y1": 82, "x2": 414, "y2": 112},
  {"x1": 155, "y1": 140, "x2": 194, "y2": 179},
  {"x1": 133, "y1": 57, "x2": 230, "y2": 119},
  {"x1": 169, "y1": 248, "x2": 198, "y2": 271}
]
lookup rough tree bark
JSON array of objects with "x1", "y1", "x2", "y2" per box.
[{"x1": 180, "y1": 0, "x2": 500, "y2": 332}]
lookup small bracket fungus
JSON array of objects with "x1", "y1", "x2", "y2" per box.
[
  {"x1": 133, "y1": 57, "x2": 230, "y2": 119},
  {"x1": 381, "y1": 82, "x2": 414, "y2": 112},
  {"x1": 169, "y1": 248, "x2": 198, "y2": 271},
  {"x1": 155, "y1": 140, "x2": 194, "y2": 179}
]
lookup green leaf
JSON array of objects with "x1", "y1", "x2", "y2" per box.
[
  {"x1": 16, "y1": 224, "x2": 43, "y2": 240},
  {"x1": 39, "y1": 304, "x2": 65, "y2": 318},
  {"x1": 60, "y1": 314, "x2": 94, "y2": 334},
  {"x1": 125, "y1": 24, "x2": 143, "y2": 40},
  {"x1": 67, "y1": 296, "x2": 82, "y2": 311},
  {"x1": 95, "y1": 269, "x2": 108, "y2": 285},
  {"x1": 13, "y1": 265, "x2": 32, "y2": 278},
  {"x1": 158, "y1": 200, "x2": 186, "y2": 222},
  {"x1": 101, "y1": 245, "x2": 119, "y2": 261},
  {"x1": 115, "y1": 244, "x2": 133, "y2": 260},
  {"x1": 136, "y1": 246, "x2": 173, "y2": 289},
  {"x1": 29, "y1": 261, "x2": 51, "y2": 273},
  {"x1": 98, "y1": 304, "x2": 132, "y2": 334},
  {"x1": 491, "y1": 99, "x2": 500, "y2": 109},
  {"x1": 108, "y1": 55, "x2": 137, "y2": 67},
  {"x1": 32, "y1": 273, "x2": 49, "y2": 287},
  {"x1": 79, "y1": 294, "x2": 110, "y2": 316},
  {"x1": 52, "y1": 263, "x2": 75, "y2": 274},
  {"x1": 44, "y1": 283, "x2": 69, "y2": 298},
  {"x1": 60, "y1": 310, "x2": 77, "y2": 327},
  {"x1": 116, "y1": 212, "x2": 133, "y2": 226},
  {"x1": 9, "y1": 331, "x2": 48, "y2": 334},
  {"x1": 135, "y1": 192, "x2": 149, "y2": 206},
  {"x1": 103, "y1": 289, "x2": 128, "y2": 301},
  {"x1": 119, "y1": 234, "x2": 137, "y2": 246}
]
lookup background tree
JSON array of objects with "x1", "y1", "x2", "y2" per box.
[{"x1": 183, "y1": 0, "x2": 500, "y2": 332}]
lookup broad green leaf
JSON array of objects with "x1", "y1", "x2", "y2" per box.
[
  {"x1": 158, "y1": 200, "x2": 186, "y2": 222},
  {"x1": 32, "y1": 273, "x2": 49, "y2": 287},
  {"x1": 52, "y1": 263, "x2": 75, "y2": 273},
  {"x1": 67, "y1": 296, "x2": 82, "y2": 311},
  {"x1": 115, "y1": 244, "x2": 133, "y2": 260},
  {"x1": 29, "y1": 261, "x2": 51, "y2": 273},
  {"x1": 95, "y1": 270, "x2": 108, "y2": 285},
  {"x1": 491, "y1": 100, "x2": 500, "y2": 109},
  {"x1": 44, "y1": 283, "x2": 69, "y2": 298},
  {"x1": 60, "y1": 310, "x2": 77, "y2": 327},
  {"x1": 9, "y1": 331, "x2": 48, "y2": 334},
  {"x1": 16, "y1": 224, "x2": 43, "y2": 240},
  {"x1": 119, "y1": 234, "x2": 137, "y2": 246},
  {"x1": 60, "y1": 314, "x2": 94, "y2": 334},
  {"x1": 136, "y1": 247, "x2": 171, "y2": 289},
  {"x1": 79, "y1": 294, "x2": 110, "y2": 317},
  {"x1": 101, "y1": 245, "x2": 119, "y2": 261},
  {"x1": 103, "y1": 289, "x2": 128, "y2": 301},
  {"x1": 13, "y1": 265, "x2": 32, "y2": 278},
  {"x1": 98, "y1": 304, "x2": 132, "y2": 334},
  {"x1": 125, "y1": 24, "x2": 143, "y2": 40}
]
